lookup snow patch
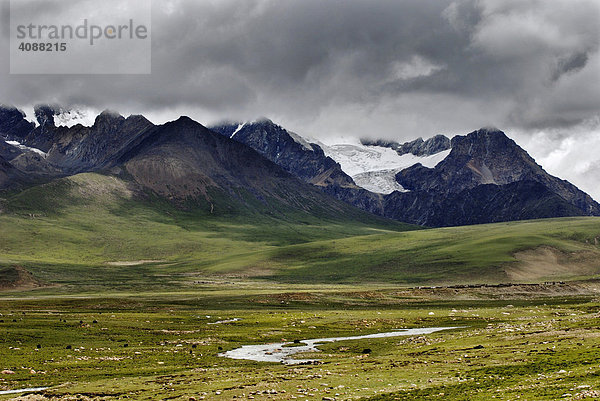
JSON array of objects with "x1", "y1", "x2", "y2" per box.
[
  {"x1": 0, "y1": 387, "x2": 48, "y2": 395},
  {"x1": 318, "y1": 141, "x2": 451, "y2": 194},
  {"x1": 353, "y1": 169, "x2": 407, "y2": 194},
  {"x1": 230, "y1": 123, "x2": 246, "y2": 138},
  {"x1": 6, "y1": 140, "x2": 47, "y2": 158},
  {"x1": 207, "y1": 318, "x2": 241, "y2": 325},
  {"x1": 323, "y1": 144, "x2": 450, "y2": 176},
  {"x1": 20, "y1": 105, "x2": 38, "y2": 128},
  {"x1": 54, "y1": 108, "x2": 96, "y2": 127}
]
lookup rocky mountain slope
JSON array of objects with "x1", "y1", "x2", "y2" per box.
[
  {"x1": 0, "y1": 154, "x2": 19, "y2": 189},
  {"x1": 211, "y1": 120, "x2": 451, "y2": 195},
  {"x1": 0, "y1": 105, "x2": 156, "y2": 178},
  {"x1": 395, "y1": 129, "x2": 598, "y2": 214},
  {"x1": 118, "y1": 116, "x2": 365, "y2": 216},
  {"x1": 210, "y1": 119, "x2": 356, "y2": 188},
  {"x1": 375, "y1": 128, "x2": 599, "y2": 225}
]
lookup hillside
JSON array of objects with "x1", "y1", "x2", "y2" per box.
[
  {"x1": 0, "y1": 171, "x2": 415, "y2": 290},
  {"x1": 1, "y1": 172, "x2": 598, "y2": 290},
  {"x1": 118, "y1": 116, "x2": 349, "y2": 213}
]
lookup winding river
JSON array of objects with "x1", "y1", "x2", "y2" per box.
[{"x1": 221, "y1": 326, "x2": 460, "y2": 364}]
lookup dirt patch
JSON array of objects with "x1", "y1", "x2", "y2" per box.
[
  {"x1": 105, "y1": 260, "x2": 166, "y2": 266},
  {"x1": 506, "y1": 246, "x2": 600, "y2": 281},
  {"x1": 68, "y1": 174, "x2": 134, "y2": 200},
  {"x1": 0, "y1": 266, "x2": 46, "y2": 290}
]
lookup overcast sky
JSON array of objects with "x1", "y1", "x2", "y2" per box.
[{"x1": 1, "y1": 0, "x2": 599, "y2": 198}]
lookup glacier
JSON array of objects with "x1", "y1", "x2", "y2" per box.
[{"x1": 317, "y1": 140, "x2": 451, "y2": 194}]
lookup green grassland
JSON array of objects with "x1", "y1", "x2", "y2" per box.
[
  {"x1": 1, "y1": 288, "x2": 600, "y2": 400},
  {"x1": 1, "y1": 173, "x2": 600, "y2": 399},
  {"x1": 0, "y1": 173, "x2": 599, "y2": 292}
]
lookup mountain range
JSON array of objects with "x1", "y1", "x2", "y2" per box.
[
  {"x1": 212, "y1": 120, "x2": 600, "y2": 226},
  {"x1": 1, "y1": 104, "x2": 598, "y2": 227}
]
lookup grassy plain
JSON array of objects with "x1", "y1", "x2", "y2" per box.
[{"x1": 1, "y1": 285, "x2": 600, "y2": 400}]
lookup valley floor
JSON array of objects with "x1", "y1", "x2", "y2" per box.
[{"x1": 1, "y1": 282, "x2": 600, "y2": 401}]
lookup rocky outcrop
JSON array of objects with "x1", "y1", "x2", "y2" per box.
[
  {"x1": 0, "y1": 105, "x2": 35, "y2": 141},
  {"x1": 361, "y1": 134, "x2": 451, "y2": 156},
  {"x1": 43, "y1": 111, "x2": 155, "y2": 174}
]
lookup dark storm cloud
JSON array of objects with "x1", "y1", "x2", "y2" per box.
[
  {"x1": 0, "y1": 0, "x2": 598, "y2": 138},
  {"x1": 552, "y1": 52, "x2": 589, "y2": 82}
]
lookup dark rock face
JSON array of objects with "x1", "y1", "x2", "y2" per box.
[
  {"x1": 383, "y1": 180, "x2": 585, "y2": 227},
  {"x1": 0, "y1": 154, "x2": 24, "y2": 189},
  {"x1": 361, "y1": 134, "x2": 451, "y2": 156},
  {"x1": 210, "y1": 119, "x2": 356, "y2": 188},
  {"x1": 0, "y1": 155, "x2": 13, "y2": 187},
  {"x1": 34, "y1": 104, "x2": 58, "y2": 127},
  {"x1": 0, "y1": 138, "x2": 24, "y2": 160},
  {"x1": 396, "y1": 129, "x2": 541, "y2": 193},
  {"x1": 0, "y1": 106, "x2": 35, "y2": 141},
  {"x1": 0, "y1": 105, "x2": 155, "y2": 177},
  {"x1": 10, "y1": 151, "x2": 60, "y2": 175},
  {"x1": 43, "y1": 111, "x2": 155, "y2": 174},
  {"x1": 321, "y1": 184, "x2": 385, "y2": 216},
  {"x1": 22, "y1": 104, "x2": 62, "y2": 152}
]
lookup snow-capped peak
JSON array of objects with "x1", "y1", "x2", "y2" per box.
[
  {"x1": 54, "y1": 108, "x2": 96, "y2": 128},
  {"x1": 18, "y1": 105, "x2": 97, "y2": 128}
]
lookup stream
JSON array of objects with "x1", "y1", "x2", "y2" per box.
[
  {"x1": 0, "y1": 387, "x2": 48, "y2": 395},
  {"x1": 220, "y1": 326, "x2": 460, "y2": 364}
]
